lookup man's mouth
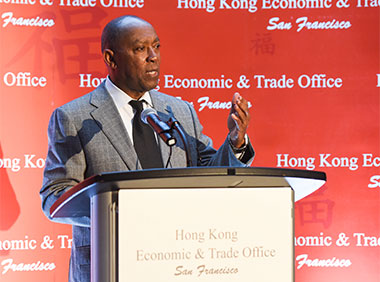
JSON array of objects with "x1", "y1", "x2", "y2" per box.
[{"x1": 146, "y1": 69, "x2": 159, "y2": 77}]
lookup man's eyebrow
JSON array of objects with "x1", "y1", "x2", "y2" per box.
[{"x1": 132, "y1": 36, "x2": 160, "y2": 45}]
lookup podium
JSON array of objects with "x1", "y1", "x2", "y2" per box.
[{"x1": 51, "y1": 167, "x2": 326, "y2": 282}]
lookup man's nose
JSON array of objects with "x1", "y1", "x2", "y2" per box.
[{"x1": 147, "y1": 47, "x2": 158, "y2": 62}]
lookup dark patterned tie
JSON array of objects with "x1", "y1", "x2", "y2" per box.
[{"x1": 129, "y1": 100, "x2": 164, "y2": 169}]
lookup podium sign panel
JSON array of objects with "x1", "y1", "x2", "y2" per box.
[
  {"x1": 50, "y1": 167, "x2": 325, "y2": 282},
  {"x1": 119, "y1": 187, "x2": 294, "y2": 281}
]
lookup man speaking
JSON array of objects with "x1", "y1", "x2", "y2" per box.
[{"x1": 40, "y1": 15, "x2": 254, "y2": 282}]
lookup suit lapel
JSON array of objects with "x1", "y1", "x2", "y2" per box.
[
  {"x1": 150, "y1": 91, "x2": 187, "y2": 168},
  {"x1": 89, "y1": 83, "x2": 139, "y2": 170}
]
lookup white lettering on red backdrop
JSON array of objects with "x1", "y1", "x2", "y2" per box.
[
  {"x1": 164, "y1": 74, "x2": 234, "y2": 89},
  {"x1": 368, "y1": 175, "x2": 380, "y2": 188},
  {"x1": 267, "y1": 16, "x2": 352, "y2": 32},
  {"x1": 1, "y1": 12, "x2": 54, "y2": 27},
  {"x1": 177, "y1": 0, "x2": 258, "y2": 13},
  {"x1": 295, "y1": 233, "x2": 332, "y2": 246},
  {"x1": 162, "y1": 74, "x2": 343, "y2": 89},
  {"x1": 262, "y1": 0, "x2": 333, "y2": 9},
  {"x1": 354, "y1": 233, "x2": 380, "y2": 246},
  {"x1": 3, "y1": 72, "x2": 47, "y2": 87},
  {"x1": 79, "y1": 73, "x2": 106, "y2": 88},
  {"x1": 58, "y1": 0, "x2": 144, "y2": 7},
  {"x1": 0, "y1": 0, "x2": 53, "y2": 4},
  {"x1": 79, "y1": 73, "x2": 344, "y2": 90},
  {"x1": 0, "y1": 0, "x2": 144, "y2": 6},
  {"x1": 293, "y1": 231, "x2": 380, "y2": 269},
  {"x1": 0, "y1": 155, "x2": 46, "y2": 172},
  {"x1": 0, "y1": 234, "x2": 72, "y2": 274},
  {"x1": 0, "y1": 234, "x2": 75, "y2": 275},
  {"x1": 2, "y1": 0, "x2": 378, "y2": 9},
  {"x1": 254, "y1": 74, "x2": 343, "y2": 89},
  {"x1": 176, "y1": 0, "x2": 380, "y2": 13},
  {"x1": 1, "y1": 259, "x2": 56, "y2": 275},
  {"x1": 356, "y1": 0, "x2": 380, "y2": 7},
  {"x1": 296, "y1": 254, "x2": 352, "y2": 269},
  {"x1": 277, "y1": 153, "x2": 380, "y2": 171},
  {"x1": 0, "y1": 236, "x2": 37, "y2": 250},
  {"x1": 0, "y1": 0, "x2": 37, "y2": 4}
]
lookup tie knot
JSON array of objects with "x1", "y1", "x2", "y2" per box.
[{"x1": 129, "y1": 100, "x2": 144, "y2": 113}]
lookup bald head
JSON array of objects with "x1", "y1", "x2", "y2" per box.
[
  {"x1": 101, "y1": 15, "x2": 161, "y2": 99},
  {"x1": 101, "y1": 15, "x2": 153, "y2": 53}
]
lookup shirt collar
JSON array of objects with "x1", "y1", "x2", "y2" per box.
[{"x1": 105, "y1": 76, "x2": 153, "y2": 108}]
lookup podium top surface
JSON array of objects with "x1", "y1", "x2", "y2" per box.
[{"x1": 51, "y1": 167, "x2": 326, "y2": 219}]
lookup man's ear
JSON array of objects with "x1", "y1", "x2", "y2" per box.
[{"x1": 103, "y1": 49, "x2": 117, "y2": 69}]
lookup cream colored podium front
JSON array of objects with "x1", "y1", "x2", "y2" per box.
[{"x1": 51, "y1": 167, "x2": 326, "y2": 282}]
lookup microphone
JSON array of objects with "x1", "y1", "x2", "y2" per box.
[{"x1": 141, "y1": 108, "x2": 176, "y2": 146}]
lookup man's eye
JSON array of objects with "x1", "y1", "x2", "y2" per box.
[
  {"x1": 135, "y1": 46, "x2": 145, "y2": 51},
  {"x1": 154, "y1": 43, "x2": 161, "y2": 49}
]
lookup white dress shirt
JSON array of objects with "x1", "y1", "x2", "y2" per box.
[{"x1": 105, "y1": 77, "x2": 154, "y2": 145}]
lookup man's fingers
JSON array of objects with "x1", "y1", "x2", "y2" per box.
[{"x1": 233, "y1": 103, "x2": 250, "y2": 125}]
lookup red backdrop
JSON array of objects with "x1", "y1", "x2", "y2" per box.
[{"x1": 0, "y1": 1, "x2": 379, "y2": 281}]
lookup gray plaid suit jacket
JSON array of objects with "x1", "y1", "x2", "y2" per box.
[{"x1": 40, "y1": 81, "x2": 254, "y2": 282}]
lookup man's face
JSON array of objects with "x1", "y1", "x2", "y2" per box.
[{"x1": 112, "y1": 23, "x2": 161, "y2": 98}]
